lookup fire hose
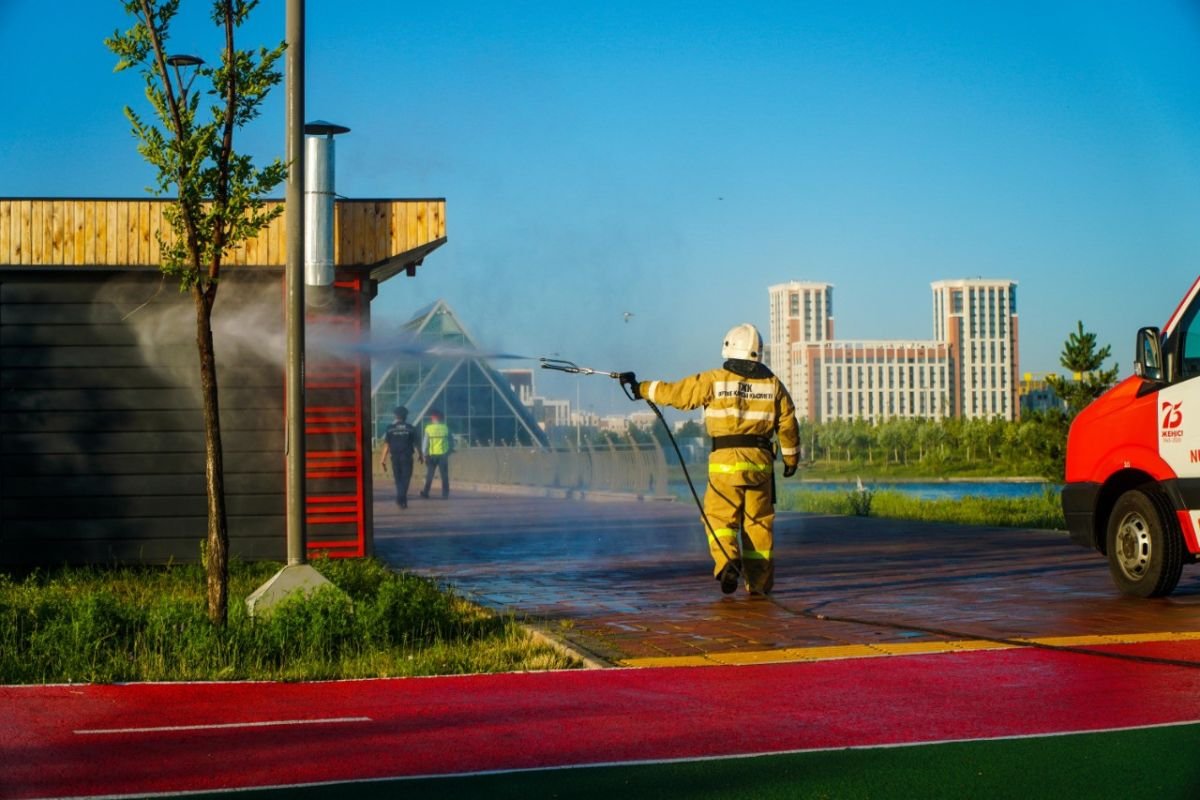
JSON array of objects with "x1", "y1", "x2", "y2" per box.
[{"x1": 539, "y1": 357, "x2": 745, "y2": 583}]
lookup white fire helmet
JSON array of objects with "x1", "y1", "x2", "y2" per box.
[{"x1": 721, "y1": 323, "x2": 763, "y2": 362}]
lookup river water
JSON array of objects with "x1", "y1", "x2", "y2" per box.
[{"x1": 788, "y1": 480, "x2": 1055, "y2": 501}]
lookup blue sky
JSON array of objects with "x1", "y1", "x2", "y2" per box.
[{"x1": 3, "y1": 1, "x2": 1200, "y2": 413}]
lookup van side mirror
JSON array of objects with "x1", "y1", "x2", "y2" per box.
[{"x1": 1135, "y1": 326, "x2": 1163, "y2": 382}]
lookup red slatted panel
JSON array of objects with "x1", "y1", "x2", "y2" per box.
[{"x1": 304, "y1": 277, "x2": 366, "y2": 558}]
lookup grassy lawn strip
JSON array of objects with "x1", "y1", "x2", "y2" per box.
[
  {"x1": 197, "y1": 722, "x2": 1200, "y2": 799},
  {"x1": 779, "y1": 486, "x2": 1066, "y2": 530},
  {"x1": 0, "y1": 557, "x2": 579, "y2": 684}
]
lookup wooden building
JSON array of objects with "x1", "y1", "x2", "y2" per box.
[{"x1": 0, "y1": 198, "x2": 445, "y2": 566}]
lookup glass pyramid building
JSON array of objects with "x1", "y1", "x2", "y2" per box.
[{"x1": 371, "y1": 300, "x2": 550, "y2": 448}]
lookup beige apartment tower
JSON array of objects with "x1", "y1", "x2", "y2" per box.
[
  {"x1": 769, "y1": 278, "x2": 1019, "y2": 423},
  {"x1": 931, "y1": 278, "x2": 1020, "y2": 420},
  {"x1": 767, "y1": 281, "x2": 833, "y2": 395}
]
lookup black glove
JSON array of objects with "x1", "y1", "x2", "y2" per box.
[
  {"x1": 783, "y1": 463, "x2": 797, "y2": 478},
  {"x1": 618, "y1": 372, "x2": 641, "y2": 400}
]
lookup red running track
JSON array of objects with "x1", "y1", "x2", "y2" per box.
[{"x1": 4, "y1": 641, "x2": 1200, "y2": 799}]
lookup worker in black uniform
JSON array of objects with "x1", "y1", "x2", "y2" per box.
[{"x1": 379, "y1": 405, "x2": 421, "y2": 508}]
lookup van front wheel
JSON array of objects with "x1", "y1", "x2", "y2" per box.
[{"x1": 1106, "y1": 488, "x2": 1184, "y2": 598}]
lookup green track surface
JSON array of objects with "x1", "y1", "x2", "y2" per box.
[{"x1": 197, "y1": 723, "x2": 1200, "y2": 799}]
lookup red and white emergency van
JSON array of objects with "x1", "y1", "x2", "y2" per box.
[{"x1": 1063, "y1": 275, "x2": 1200, "y2": 597}]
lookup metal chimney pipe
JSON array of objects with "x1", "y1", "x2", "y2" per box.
[{"x1": 303, "y1": 120, "x2": 350, "y2": 304}]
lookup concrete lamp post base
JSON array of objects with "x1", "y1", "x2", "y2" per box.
[{"x1": 245, "y1": 563, "x2": 341, "y2": 618}]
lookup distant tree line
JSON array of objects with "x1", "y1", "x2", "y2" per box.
[
  {"x1": 784, "y1": 413, "x2": 1071, "y2": 479},
  {"x1": 609, "y1": 413, "x2": 1063, "y2": 479},
  {"x1": 619, "y1": 320, "x2": 1121, "y2": 482},
  {"x1": 608, "y1": 407, "x2": 1074, "y2": 480},
  {"x1": 558, "y1": 407, "x2": 1072, "y2": 480}
]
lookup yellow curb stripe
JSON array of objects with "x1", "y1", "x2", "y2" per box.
[
  {"x1": 616, "y1": 630, "x2": 1200, "y2": 669},
  {"x1": 942, "y1": 639, "x2": 1014, "y2": 652},
  {"x1": 622, "y1": 655, "x2": 716, "y2": 668},
  {"x1": 705, "y1": 646, "x2": 871, "y2": 665}
]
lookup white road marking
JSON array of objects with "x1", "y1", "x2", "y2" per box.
[{"x1": 74, "y1": 716, "x2": 371, "y2": 735}]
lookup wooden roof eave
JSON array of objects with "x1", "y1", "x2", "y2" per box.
[
  {"x1": 0, "y1": 198, "x2": 447, "y2": 272},
  {"x1": 361, "y1": 236, "x2": 448, "y2": 284}
]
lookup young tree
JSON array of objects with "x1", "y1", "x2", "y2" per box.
[
  {"x1": 107, "y1": 0, "x2": 286, "y2": 625},
  {"x1": 893, "y1": 417, "x2": 919, "y2": 465},
  {"x1": 849, "y1": 419, "x2": 874, "y2": 464},
  {"x1": 825, "y1": 419, "x2": 854, "y2": 462},
  {"x1": 1046, "y1": 321, "x2": 1121, "y2": 417},
  {"x1": 1019, "y1": 408, "x2": 1070, "y2": 479},
  {"x1": 917, "y1": 420, "x2": 948, "y2": 466},
  {"x1": 876, "y1": 419, "x2": 906, "y2": 465},
  {"x1": 1030, "y1": 320, "x2": 1120, "y2": 480}
]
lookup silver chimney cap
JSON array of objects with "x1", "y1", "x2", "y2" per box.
[{"x1": 304, "y1": 120, "x2": 351, "y2": 136}]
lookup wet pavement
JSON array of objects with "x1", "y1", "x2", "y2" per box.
[{"x1": 371, "y1": 486, "x2": 1200, "y2": 667}]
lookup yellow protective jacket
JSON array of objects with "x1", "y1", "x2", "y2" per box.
[{"x1": 639, "y1": 365, "x2": 800, "y2": 475}]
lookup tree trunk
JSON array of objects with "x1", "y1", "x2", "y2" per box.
[{"x1": 195, "y1": 285, "x2": 229, "y2": 626}]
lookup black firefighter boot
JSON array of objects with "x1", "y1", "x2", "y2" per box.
[{"x1": 717, "y1": 559, "x2": 741, "y2": 595}]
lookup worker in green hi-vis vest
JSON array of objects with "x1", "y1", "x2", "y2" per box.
[{"x1": 419, "y1": 410, "x2": 453, "y2": 499}]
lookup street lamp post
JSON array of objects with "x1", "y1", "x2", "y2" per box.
[
  {"x1": 284, "y1": 0, "x2": 306, "y2": 568},
  {"x1": 246, "y1": 0, "x2": 337, "y2": 616}
]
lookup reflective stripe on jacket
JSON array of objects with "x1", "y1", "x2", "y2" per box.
[{"x1": 640, "y1": 368, "x2": 800, "y2": 471}]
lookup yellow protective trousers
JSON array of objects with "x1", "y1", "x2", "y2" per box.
[{"x1": 704, "y1": 461, "x2": 774, "y2": 595}]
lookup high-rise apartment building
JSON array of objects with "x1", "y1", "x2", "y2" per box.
[
  {"x1": 768, "y1": 278, "x2": 1019, "y2": 422},
  {"x1": 931, "y1": 279, "x2": 1019, "y2": 420},
  {"x1": 767, "y1": 281, "x2": 834, "y2": 397}
]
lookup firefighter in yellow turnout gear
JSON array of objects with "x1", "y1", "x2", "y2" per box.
[{"x1": 620, "y1": 324, "x2": 800, "y2": 595}]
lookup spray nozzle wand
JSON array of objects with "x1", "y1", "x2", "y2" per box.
[
  {"x1": 541, "y1": 354, "x2": 739, "y2": 577},
  {"x1": 539, "y1": 357, "x2": 620, "y2": 379},
  {"x1": 543, "y1": 356, "x2": 738, "y2": 578},
  {"x1": 540, "y1": 357, "x2": 638, "y2": 400}
]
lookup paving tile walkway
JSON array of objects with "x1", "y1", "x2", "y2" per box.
[{"x1": 371, "y1": 487, "x2": 1200, "y2": 667}]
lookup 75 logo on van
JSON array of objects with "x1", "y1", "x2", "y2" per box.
[{"x1": 1162, "y1": 401, "x2": 1184, "y2": 441}]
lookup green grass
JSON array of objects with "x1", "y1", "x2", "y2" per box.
[
  {"x1": 182, "y1": 722, "x2": 1200, "y2": 799},
  {"x1": 0, "y1": 558, "x2": 578, "y2": 684},
  {"x1": 779, "y1": 486, "x2": 1066, "y2": 530},
  {"x1": 671, "y1": 461, "x2": 1045, "y2": 483},
  {"x1": 795, "y1": 461, "x2": 1035, "y2": 480}
]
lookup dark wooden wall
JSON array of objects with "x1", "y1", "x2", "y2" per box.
[{"x1": 0, "y1": 271, "x2": 286, "y2": 565}]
